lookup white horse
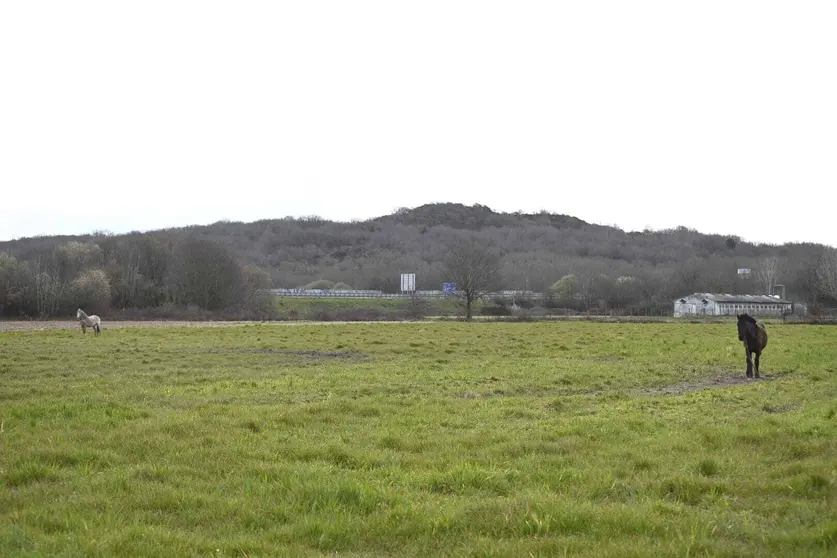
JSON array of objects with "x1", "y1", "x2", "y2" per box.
[{"x1": 76, "y1": 308, "x2": 102, "y2": 335}]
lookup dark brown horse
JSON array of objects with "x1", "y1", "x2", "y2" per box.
[{"x1": 737, "y1": 313, "x2": 767, "y2": 378}]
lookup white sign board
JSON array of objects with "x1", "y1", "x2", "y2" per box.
[{"x1": 400, "y1": 273, "x2": 416, "y2": 292}]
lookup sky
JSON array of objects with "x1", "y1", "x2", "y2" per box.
[{"x1": 1, "y1": 1, "x2": 835, "y2": 246}]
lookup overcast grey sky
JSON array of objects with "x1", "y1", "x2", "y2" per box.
[{"x1": 1, "y1": 1, "x2": 835, "y2": 245}]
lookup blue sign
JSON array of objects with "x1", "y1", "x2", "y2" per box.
[{"x1": 443, "y1": 283, "x2": 456, "y2": 293}]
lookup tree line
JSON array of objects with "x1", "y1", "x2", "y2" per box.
[
  {"x1": 0, "y1": 236, "x2": 272, "y2": 319},
  {"x1": 2, "y1": 203, "x2": 837, "y2": 319}
]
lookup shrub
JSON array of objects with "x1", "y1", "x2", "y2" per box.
[
  {"x1": 303, "y1": 279, "x2": 334, "y2": 290},
  {"x1": 515, "y1": 298, "x2": 535, "y2": 309},
  {"x1": 405, "y1": 296, "x2": 431, "y2": 320},
  {"x1": 311, "y1": 308, "x2": 386, "y2": 322},
  {"x1": 481, "y1": 304, "x2": 512, "y2": 316},
  {"x1": 247, "y1": 294, "x2": 278, "y2": 321}
]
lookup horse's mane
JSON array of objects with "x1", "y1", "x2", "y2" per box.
[{"x1": 738, "y1": 313, "x2": 757, "y2": 324}]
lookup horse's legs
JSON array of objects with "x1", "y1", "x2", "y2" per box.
[
  {"x1": 744, "y1": 347, "x2": 753, "y2": 378},
  {"x1": 81, "y1": 323, "x2": 86, "y2": 334},
  {"x1": 754, "y1": 350, "x2": 761, "y2": 379},
  {"x1": 94, "y1": 324, "x2": 100, "y2": 336}
]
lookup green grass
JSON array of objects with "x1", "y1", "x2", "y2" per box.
[
  {"x1": 272, "y1": 296, "x2": 476, "y2": 318},
  {"x1": 274, "y1": 296, "x2": 410, "y2": 311},
  {"x1": 1, "y1": 322, "x2": 836, "y2": 557}
]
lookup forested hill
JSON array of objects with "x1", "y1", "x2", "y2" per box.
[{"x1": 0, "y1": 203, "x2": 833, "y2": 317}]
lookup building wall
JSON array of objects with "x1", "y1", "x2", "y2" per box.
[
  {"x1": 713, "y1": 302, "x2": 790, "y2": 317},
  {"x1": 673, "y1": 302, "x2": 695, "y2": 317},
  {"x1": 674, "y1": 299, "x2": 717, "y2": 317},
  {"x1": 674, "y1": 297, "x2": 791, "y2": 317}
]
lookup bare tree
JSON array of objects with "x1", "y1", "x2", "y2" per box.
[
  {"x1": 673, "y1": 257, "x2": 703, "y2": 295},
  {"x1": 33, "y1": 256, "x2": 66, "y2": 318},
  {"x1": 0, "y1": 253, "x2": 35, "y2": 317},
  {"x1": 756, "y1": 256, "x2": 782, "y2": 295},
  {"x1": 570, "y1": 259, "x2": 613, "y2": 309},
  {"x1": 71, "y1": 269, "x2": 112, "y2": 316},
  {"x1": 442, "y1": 237, "x2": 502, "y2": 320},
  {"x1": 243, "y1": 265, "x2": 274, "y2": 319},
  {"x1": 168, "y1": 238, "x2": 246, "y2": 310},
  {"x1": 816, "y1": 248, "x2": 837, "y2": 302}
]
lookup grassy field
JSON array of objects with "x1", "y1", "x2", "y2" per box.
[
  {"x1": 272, "y1": 296, "x2": 469, "y2": 319},
  {"x1": 1, "y1": 321, "x2": 836, "y2": 557}
]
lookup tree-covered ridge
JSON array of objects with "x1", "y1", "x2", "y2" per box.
[{"x1": 1, "y1": 203, "x2": 835, "y2": 318}]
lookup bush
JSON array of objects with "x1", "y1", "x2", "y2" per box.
[
  {"x1": 311, "y1": 308, "x2": 386, "y2": 321},
  {"x1": 247, "y1": 294, "x2": 279, "y2": 321},
  {"x1": 480, "y1": 304, "x2": 512, "y2": 316},
  {"x1": 115, "y1": 303, "x2": 210, "y2": 321},
  {"x1": 486, "y1": 314, "x2": 536, "y2": 322},
  {"x1": 405, "y1": 296, "x2": 431, "y2": 320},
  {"x1": 332, "y1": 282, "x2": 353, "y2": 290},
  {"x1": 303, "y1": 279, "x2": 335, "y2": 290},
  {"x1": 113, "y1": 303, "x2": 288, "y2": 322},
  {"x1": 515, "y1": 298, "x2": 535, "y2": 309}
]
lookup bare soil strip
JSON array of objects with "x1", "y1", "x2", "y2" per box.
[
  {"x1": 0, "y1": 320, "x2": 421, "y2": 332},
  {"x1": 462, "y1": 371, "x2": 791, "y2": 400},
  {"x1": 634, "y1": 373, "x2": 780, "y2": 395},
  {"x1": 196, "y1": 348, "x2": 368, "y2": 359}
]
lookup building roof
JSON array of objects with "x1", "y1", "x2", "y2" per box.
[{"x1": 676, "y1": 293, "x2": 792, "y2": 304}]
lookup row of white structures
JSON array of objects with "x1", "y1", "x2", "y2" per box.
[
  {"x1": 674, "y1": 293, "x2": 793, "y2": 317},
  {"x1": 265, "y1": 289, "x2": 544, "y2": 299}
]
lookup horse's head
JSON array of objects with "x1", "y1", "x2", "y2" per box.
[
  {"x1": 737, "y1": 313, "x2": 755, "y2": 341},
  {"x1": 76, "y1": 308, "x2": 83, "y2": 319}
]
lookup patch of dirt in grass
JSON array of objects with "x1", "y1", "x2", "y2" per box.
[
  {"x1": 636, "y1": 371, "x2": 790, "y2": 396},
  {"x1": 761, "y1": 402, "x2": 800, "y2": 414},
  {"x1": 463, "y1": 370, "x2": 793, "y2": 400},
  {"x1": 196, "y1": 348, "x2": 368, "y2": 360}
]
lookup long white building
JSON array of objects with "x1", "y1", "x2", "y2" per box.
[{"x1": 674, "y1": 293, "x2": 792, "y2": 317}]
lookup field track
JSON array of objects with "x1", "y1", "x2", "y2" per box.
[{"x1": 0, "y1": 320, "x2": 424, "y2": 332}]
